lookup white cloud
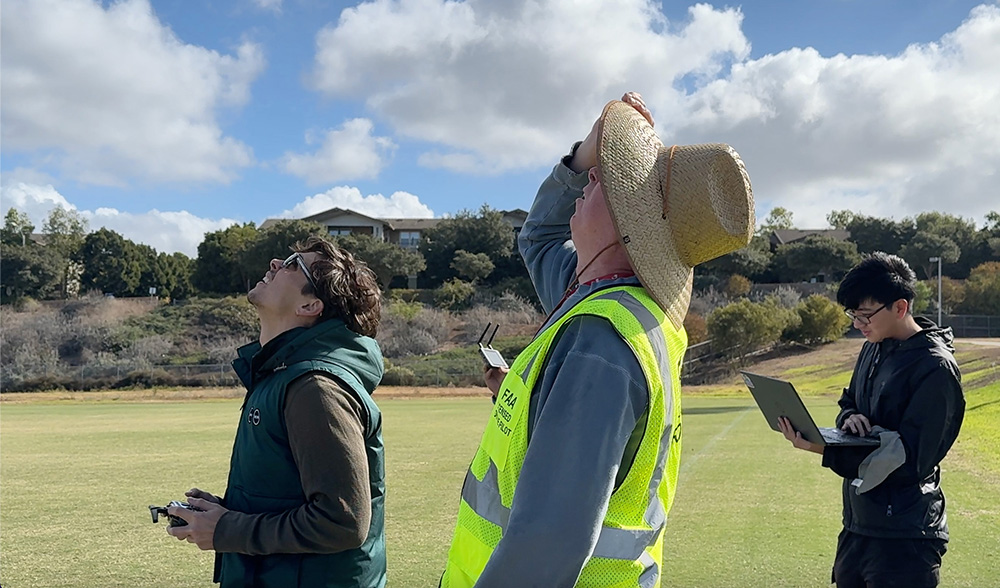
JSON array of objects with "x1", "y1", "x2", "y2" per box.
[
  {"x1": 1, "y1": 180, "x2": 239, "y2": 256},
  {"x1": 1, "y1": 0, "x2": 265, "y2": 186},
  {"x1": 0, "y1": 181, "x2": 76, "y2": 224},
  {"x1": 666, "y1": 4, "x2": 1000, "y2": 228},
  {"x1": 310, "y1": 0, "x2": 749, "y2": 173},
  {"x1": 85, "y1": 208, "x2": 242, "y2": 257},
  {"x1": 277, "y1": 186, "x2": 435, "y2": 219},
  {"x1": 280, "y1": 119, "x2": 396, "y2": 185},
  {"x1": 252, "y1": 0, "x2": 282, "y2": 13},
  {"x1": 310, "y1": 0, "x2": 1000, "y2": 226}
]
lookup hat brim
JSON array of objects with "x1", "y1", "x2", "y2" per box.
[{"x1": 597, "y1": 101, "x2": 694, "y2": 329}]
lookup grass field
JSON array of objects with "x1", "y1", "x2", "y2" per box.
[{"x1": 1, "y1": 340, "x2": 998, "y2": 587}]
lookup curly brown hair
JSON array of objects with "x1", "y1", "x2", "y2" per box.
[{"x1": 293, "y1": 236, "x2": 381, "y2": 338}]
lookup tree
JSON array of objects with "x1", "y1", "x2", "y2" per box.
[
  {"x1": 936, "y1": 277, "x2": 965, "y2": 315},
  {"x1": 193, "y1": 223, "x2": 258, "y2": 294},
  {"x1": 771, "y1": 235, "x2": 860, "y2": 283},
  {"x1": 335, "y1": 233, "x2": 426, "y2": 291},
  {"x1": 915, "y1": 212, "x2": 982, "y2": 278},
  {"x1": 911, "y1": 280, "x2": 932, "y2": 315},
  {"x1": 844, "y1": 214, "x2": 916, "y2": 256},
  {"x1": 0, "y1": 241, "x2": 62, "y2": 303},
  {"x1": 77, "y1": 228, "x2": 143, "y2": 296},
  {"x1": 758, "y1": 206, "x2": 794, "y2": 235},
  {"x1": 42, "y1": 207, "x2": 88, "y2": 298},
  {"x1": 700, "y1": 235, "x2": 772, "y2": 282},
  {"x1": 826, "y1": 210, "x2": 856, "y2": 230},
  {"x1": 420, "y1": 205, "x2": 514, "y2": 287},
  {"x1": 451, "y1": 250, "x2": 494, "y2": 282},
  {"x1": 240, "y1": 220, "x2": 328, "y2": 286},
  {"x1": 978, "y1": 211, "x2": 1000, "y2": 259},
  {"x1": 157, "y1": 252, "x2": 195, "y2": 299},
  {"x1": 1, "y1": 208, "x2": 35, "y2": 246},
  {"x1": 899, "y1": 233, "x2": 960, "y2": 281},
  {"x1": 133, "y1": 243, "x2": 160, "y2": 297},
  {"x1": 960, "y1": 262, "x2": 1000, "y2": 315}
]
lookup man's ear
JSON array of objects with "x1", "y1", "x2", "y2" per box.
[
  {"x1": 297, "y1": 298, "x2": 324, "y2": 319},
  {"x1": 893, "y1": 298, "x2": 910, "y2": 317}
]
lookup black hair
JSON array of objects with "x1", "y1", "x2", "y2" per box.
[{"x1": 836, "y1": 252, "x2": 917, "y2": 311}]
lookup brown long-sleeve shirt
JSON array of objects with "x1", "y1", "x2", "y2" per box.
[{"x1": 214, "y1": 373, "x2": 372, "y2": 554}]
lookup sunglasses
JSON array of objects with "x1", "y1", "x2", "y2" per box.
[{"x1": 281, "y1": 252, "x2": 319, "y2": 292}]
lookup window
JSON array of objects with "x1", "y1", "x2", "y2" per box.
[{"x1": 399, "y1": 231, "x2": 421, "y2": 249}]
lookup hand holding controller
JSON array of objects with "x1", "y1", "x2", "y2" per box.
[{"x1": 149, "y1": 501, "x2": 204, "y2": 527}]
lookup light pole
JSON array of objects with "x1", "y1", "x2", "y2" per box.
[{"x1": 929, "y1": 256, "x2": 942, "y2": 326}]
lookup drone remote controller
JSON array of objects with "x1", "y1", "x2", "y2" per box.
[
  {"x1": 477, "y1": 323, "x2": 508, "y2": 369},
  {"x1": 149, "y1": 501, "x2": 203, "y2": 527}
]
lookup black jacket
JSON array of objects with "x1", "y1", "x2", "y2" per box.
[{"x1": 822, "y1": 317, "x2": 964, "y2": 540}]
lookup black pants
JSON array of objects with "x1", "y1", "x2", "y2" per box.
[{"x1": 833, "y1": 529, "x2": 947, "y2": 588}]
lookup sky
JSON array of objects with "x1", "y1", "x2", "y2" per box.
[{"x1": 2, "y1": 0, "x2": 998, "y2": 257}]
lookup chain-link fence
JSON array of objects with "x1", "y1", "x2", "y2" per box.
[{"x1": 922, "y1": 314, "x2": 1000, "y2": 338}]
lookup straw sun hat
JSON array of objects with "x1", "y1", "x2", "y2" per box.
[{"x1": 597, "y1": 100, "x2": 755, "y2": 330}]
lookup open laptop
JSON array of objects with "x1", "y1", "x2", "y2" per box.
[{"x1": 741, "y1": 371, "x2": 879, "y2": 447}]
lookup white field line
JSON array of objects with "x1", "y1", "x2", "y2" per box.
[{"x1": 680, "y1": 408, "x2": 751, "y2": 475}]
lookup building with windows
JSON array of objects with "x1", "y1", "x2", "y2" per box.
[{"x1": 260, "y1": 207, "x2": 528, "y2": 250}]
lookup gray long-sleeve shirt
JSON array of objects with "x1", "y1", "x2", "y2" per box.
[{"x1": 472, "y1": 151, "x2": 652, "y2": 587}]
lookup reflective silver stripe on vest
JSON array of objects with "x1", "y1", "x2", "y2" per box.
[
  {"x1": 591, "y1": 522, "x2": 663, "y2": 560},
  {"x1": 461, "y1": 461, "x2": 509, "y2": 529},
  {"x1": 519, "y1": 349, "x2": 540, "y2": 381},
  {"x1": 463, "y1": 461, "x2": 664, "y2": 562},
  {"x1": 638, "y1": 551, "x2": 659, "y2": 588}
]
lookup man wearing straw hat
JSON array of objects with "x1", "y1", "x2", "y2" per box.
[{"x1": 440, "y1": 92, "x2": 755, "y2": 587}]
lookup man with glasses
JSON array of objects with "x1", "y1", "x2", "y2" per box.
[
  {"x1": 778, "y1": 252, "x2": 964, "y2": 588},
  {"x1": 164, "y1": 236, "x2": 388, "y2": 588}
]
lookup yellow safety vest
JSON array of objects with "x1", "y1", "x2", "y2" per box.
[{"x1": 442, "y1": 286, "x2": 686, "y2": 588}]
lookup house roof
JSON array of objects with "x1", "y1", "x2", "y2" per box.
[
  {"x1": 260, "y1": 207, "x2": 528, "y2": 233},
  {"x1": 771, "y1": 229, "x2": 851, "y2": 245},
  {"x1": 301, "y1": 207, "x2": 386, "y2": 225},
  {"x1": 379, "y1": 218, "x2": 443, "y2": 231}
]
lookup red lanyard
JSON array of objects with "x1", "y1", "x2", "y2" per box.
[{"x1": 538, "y1": 272, "x2": 636, "y2": 335}]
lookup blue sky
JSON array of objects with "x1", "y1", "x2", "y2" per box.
[{"x1": 2, "y1": 0, "x2": 998, "y2": 256}]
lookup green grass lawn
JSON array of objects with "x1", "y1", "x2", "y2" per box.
[{"x1": 2, "y1": 385, "x2": 998, "y2": 587}]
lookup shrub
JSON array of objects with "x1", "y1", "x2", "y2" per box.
[
  {"x1": 723, "y1": 275, "x2": 752, "y2": 298},
  {"x1": 960, "y1": 262, "x2": 1000, "y2": 314},
  {"x1": 689, "y1": 287, "x2": 728, "y2": 317},
  {"x1": 707, "y1": 299, "x2": 787, "y2": 362},
  {"x1": 683, "y1": 312, "x2": 708, "y2": 345},
  {"x1": 754, "y1": 285, "x2": 802, "y2": 309},
  {"x1": 433, "y1": 279, "x2": 476, "y2": 310},
  {"x1": 912, "y1": 280, "x2": 932, "y2": 315},
  {"x1": 381, "y1": 361, "x2": 416, "y2": 386},
  {"x1": 377, "y1": 301, "x2": 451, "y2": 358},
  {"x1": 761, "y1": 294, "x2": 802, "y2": 341},
  {"x1": 784, "y1": 294, "x2": 852, "y2": 344}
]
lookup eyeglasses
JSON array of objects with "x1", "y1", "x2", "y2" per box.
[
  {"x1": 844, "y1": 304, "x2": 887, "y2": 326},
  {"x1": 281, "y1": 252, "x2": 319, "y2": 293}
]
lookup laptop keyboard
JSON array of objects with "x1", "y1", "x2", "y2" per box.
[{"x1": 821, "y1": 427, "x2": 872, "y2": 444}]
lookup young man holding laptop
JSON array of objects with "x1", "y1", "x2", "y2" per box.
[{"x1": 777, "y1": 252, "x2": 964, "y2": 588}]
